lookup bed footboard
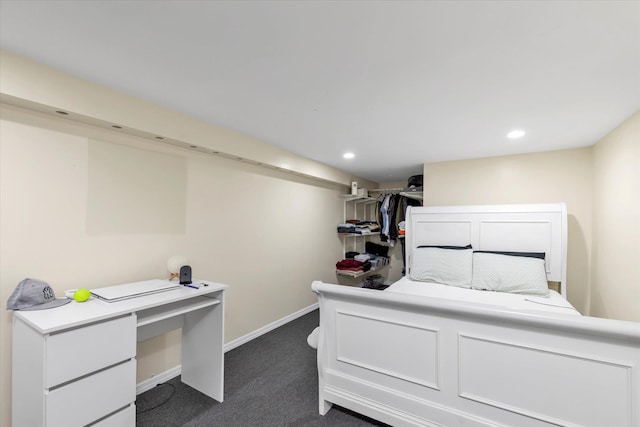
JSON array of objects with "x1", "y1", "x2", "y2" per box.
[{"x1": 312, "y1": 281, "x2": 640, "y2": 427}]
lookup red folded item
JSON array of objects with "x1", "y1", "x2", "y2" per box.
[{"x1": 336, "y1": 259, "x2": 363, "y2": 269}]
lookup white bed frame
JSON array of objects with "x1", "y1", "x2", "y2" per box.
[{"x1": 312, "y1": 203, "x2": 639, "y2": 427}]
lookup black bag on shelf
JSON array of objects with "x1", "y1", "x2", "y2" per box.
[
  {"x1": 365, "y1": 241, "x2": 389, "y2": 257},
  {"x1": 407, "y1": 174, "x2": 423, "y2": 188}
]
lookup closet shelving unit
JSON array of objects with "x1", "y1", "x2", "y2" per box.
[
  {"x1": 337, "y1": 194, "x2": 385, "y2": 279},
  {"x1": 336, "y1": 188, "x2": 423, "y2": 280},
  {"x1": 336, "y1": 187, "x2": 423, "y2": 280}
]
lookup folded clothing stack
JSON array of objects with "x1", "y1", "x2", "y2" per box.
[
  {"x1": 337, "y1": 221, "x2": 380, "y2": 235},
  {"x1": 370, "y1": 256, "x2": 389, "y2": 270},
  {"x1": 336, "y1": 259, "x2": 371, "y2": 272},
  {"x1": 336, "y1": 251, "x2": 390, "y2": 277},
  {"x1": 398, "y1": 221, "x2": 406, "y2": 236}
]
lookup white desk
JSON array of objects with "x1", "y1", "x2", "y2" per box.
[{"x1": 12, "y1": 279, "x2": 227, "y2": 427}]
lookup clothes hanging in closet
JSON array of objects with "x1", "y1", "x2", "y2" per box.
[
  {"x1": 375, "y1": 193, "x2": 421, "y2": 272},
  {"x1": 378, "y1": 193, "x2": 401, "y2": 247}
]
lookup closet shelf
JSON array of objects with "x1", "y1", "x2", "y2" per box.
[
  {"x1": 338, "y1": 232, "x2": 381, "y2": 237},
  {"x1": 343, "y1": 189, "x2": 423, "y2": 202},
  {"x1": 336, "y1": 264, "x2": 388, "y2": 279},
  {"x1": 339, "y1": 194, "x2": 377, "y2": 203},
  {"x1": 399, "y1": 191, "x2": 423, "y2": 201}
]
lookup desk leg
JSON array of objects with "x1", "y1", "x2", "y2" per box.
[{"x1": 181, "y1": 293, "x2": 224, "y2": 402}]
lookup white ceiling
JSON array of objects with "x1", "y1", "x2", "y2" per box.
[{"x1": 1, "y1": 0, "x2": 638, "y2": 183}]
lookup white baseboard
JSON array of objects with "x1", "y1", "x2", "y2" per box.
[
  {"x1": 135, "y1": 302, "x2": 318, "y2": 395},
  {"x1": 136, "y1": 365, "x2": 182, "y2": 395},
  {"x1": 224, "y1": 302, "x2": 319, "y2": 353}
]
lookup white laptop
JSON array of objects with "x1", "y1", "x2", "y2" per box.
[{"x1": 90, "y1": 279, "x2": 180, "y2": 302}]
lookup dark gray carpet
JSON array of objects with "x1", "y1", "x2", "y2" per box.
[{"x1": 136, "y1": 309, "x2": 388, "y2": 426}]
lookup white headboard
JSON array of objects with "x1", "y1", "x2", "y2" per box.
[{"x1": 405, "y1": 203, "x2": 568, "y2": 297}]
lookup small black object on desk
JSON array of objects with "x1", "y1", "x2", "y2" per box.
[{"x1": 180, "y1": 265, "x2": 192, "y2": 284}]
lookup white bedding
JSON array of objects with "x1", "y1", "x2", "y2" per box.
[
  {"x1": 386, "y1": 276, "x2": 580, "y2": 316},
  {"x1": 308, "y1": 277, "x2": 580, "y2": 349}
]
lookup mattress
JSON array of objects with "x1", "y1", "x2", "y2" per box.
[{"x1": 386, "y1": 276, "x2": 580, "y2": 316}]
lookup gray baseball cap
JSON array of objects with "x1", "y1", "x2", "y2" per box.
[{"x1": 6, "y1": 278, "x2": 71, "y2": 311}]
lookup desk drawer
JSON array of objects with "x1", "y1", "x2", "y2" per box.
[
  {"x1": 45, "y1": 315, "x2": 136, "y2": 388},
  {"x1": 45, "y1": 359, "x2": 136, "y2": 426},
  {"x1": 92, "y1": 403, "x2": 135, "y2": 427}
]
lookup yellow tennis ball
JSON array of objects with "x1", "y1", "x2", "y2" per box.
[{"x1": 74, "y1": 288, "x2": 91, "y2": 302}]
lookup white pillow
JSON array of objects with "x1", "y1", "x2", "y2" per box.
[
  {"x1": 410, "y1": 246, "x2": 473, "y2": 288},
  {"x1": 471, "y1": 252, "x2": 549, "y2": 297}
]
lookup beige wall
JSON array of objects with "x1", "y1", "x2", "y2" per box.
[
  {"x1": 423, "y1": 148, "x2": 593, "y2": 313},
  {"x1": 591, "y1": 112, "x2": 640, "y2": 321},
  {"x1": 0, "y1": 107, "x2": 346, "y2": 425}
]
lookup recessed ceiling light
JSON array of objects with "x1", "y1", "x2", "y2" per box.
[
  {"x1": 343, "y1": 152, "x2": 355, "y2": 159},
  {"x1": 507, "y1": 130, "x2": 525, "y2": 139}
]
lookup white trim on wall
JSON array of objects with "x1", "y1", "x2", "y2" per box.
[
  {"x1": 136, "y1": 365, "x2": 182, "y2": 395},
  {"x1": 223, "y1": 302, "x2": 319, "y2": 353}
]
